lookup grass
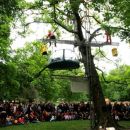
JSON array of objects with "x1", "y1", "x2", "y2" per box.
[
  {"x1": 0, "y1": 120, "x2": 130, "y2": 130},
  {"x1": 119, "y1": 120, "x2": 130, "y2": 128}
]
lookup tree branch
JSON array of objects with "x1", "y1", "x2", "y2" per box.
[
  {"x1": 34, "y1": 65, "x2": 48, "y2": 79},
  {"x1": 92, "y1": 15, "x2": 130, "y2": 33},
  {"x1": 53, "y1": 19, "x2": 77, "y2": 34},
  {"x1": 92, "y1": 15, "x2": 102, "y2": 25},
  {"x1": 96, "y1": 67, "x2": 128, "y2": 86},
  {"x1": 98, "y1": 47, "x2": 119, "y2": 68},
  {"x1": 73, "y1": 12, "x2": 84, "y2": 41},
  {"x1": 82, "y1": 25, "x2": 91, "y2": 35},
  {"x1": 24, "y1": 20, "x2": 54, "y2": 26},
  {"x1": 89, "y1": 28, "x2": 102, "y2": 42},
  {"x1": 56, "y1": 7, "x2": 73, "y2": 19},
  {"x1": 53, "y1": 5, "x2": 77, "y2": 34}
]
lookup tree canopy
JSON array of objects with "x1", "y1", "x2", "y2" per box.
[{"x1": 1, "y1": 0, "x2": 130, "y2": 129}]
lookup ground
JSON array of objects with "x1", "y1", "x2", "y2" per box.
[{"x1": 0, "y1": 120, "x2": 130, "y2": 130}]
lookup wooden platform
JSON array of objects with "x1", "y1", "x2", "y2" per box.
[{"x1": 41, "y1": 39, "x2": 119, "y2": 47}]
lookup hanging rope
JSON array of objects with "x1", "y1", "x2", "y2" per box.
[
  {"x1": 85, "y1": 7, "x2": 96, "y2": 129},
  {"x1": 83, "y1": 8, "x2": 91, "y2": 41}
]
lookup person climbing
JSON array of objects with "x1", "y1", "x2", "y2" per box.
[{"x1": 46, "y1": 30, "x2": 56, "y2": 47}]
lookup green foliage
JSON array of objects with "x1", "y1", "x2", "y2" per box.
[
  {"x1": 70, "y1": 0, "x2": 81, "y2": 12},
  {"x1": 0, "y1": 0, "x2": 22, "y2": 60},
  {"x1": 101, "y1": 65, "x2": 130, "y2": 101},
  {"x1": 1, "y1": 0, "x2": 130, "y2": 103},
  {"x1": 0, "y1": 62, "x2": 20, "y2": 100},
  {"x1": 3, "y1": 41, "x2": 86, "y2": 102},
  {"x1": 0, "y1": 0, "x2": 19, "y2": 17},
  {"x1": 92, "y1": 0, "x2": 130, "y2": 41},
  {"x1": 94, "y1": 48, "x2": 106, "y2": 59}
]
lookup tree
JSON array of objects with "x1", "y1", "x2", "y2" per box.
[
  {"x1": 101, "y1": 65, "x2": 130, "y2": 101},
  {"x1": 4, "y1": 0, "x2": 130, "y2": 129},
  {"x1": 11, "y1": 41, "x2": 50, "y2": 101},
  {"x1": 0, "y1": 0, "x2": 20, "y2": 60},
  {"x1": 0, "y1": 62, "x2": 20, "y2": 100},
  {"x1": 11, "y1": 41, "x2": 83, "y2": 102},
  {"x1": 92, "y1": 0, "x2": 130, "y2": 42},
  {"x1": 20, "y1": 0, "x2": 130, "y2": 129},
  {"x1": 0, "y1": 0, "x2": 24, "y2": 100}
]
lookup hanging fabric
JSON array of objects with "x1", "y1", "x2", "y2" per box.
[{"x1": 71, "y1": 78, "x2": 89, "y2": 93}]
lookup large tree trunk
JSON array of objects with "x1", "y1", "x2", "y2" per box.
[
  {"x1": 79, "y1": 45, "x2": 121, "y2": 130},
  {"x1": 59, "y1": 1, "x2": 125, "y2": 129}
]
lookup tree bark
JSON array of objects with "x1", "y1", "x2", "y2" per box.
[{"x1": 79, "y1": 45, "x2": 122, "y2": 130}]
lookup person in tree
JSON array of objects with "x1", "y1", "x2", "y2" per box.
[
  {"x1": 105, "y1": 29, "x2": 112, "y2": 44},
  {"x1": 46, "y1": 30, "x2": 56, "y2": 47}
]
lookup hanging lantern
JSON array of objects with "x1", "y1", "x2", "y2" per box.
[
  {"x1": 112, "y1": 48, "x2": 118, "y2": 56},
  {"x1": 40, "y1": 44, "x2": 48, "y2": 55}
]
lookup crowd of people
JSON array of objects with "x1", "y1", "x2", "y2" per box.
[{"x1": 0, "y1": 101, "x2": 130, "y2": 127}]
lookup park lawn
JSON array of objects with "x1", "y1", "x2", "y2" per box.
[
  {"x1": 0, "y1": 120, "x2": 130, "y2": 130},
  {"x1": 0, "y1": 120, "x2": 90, "y2": 130},
  {"x1": 119, "y1": 120, "x2": 130, "y2": 128}
]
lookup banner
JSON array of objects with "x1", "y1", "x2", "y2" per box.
[{"x1": 71, "y1": 78, "x2": 89, "y2": 93}]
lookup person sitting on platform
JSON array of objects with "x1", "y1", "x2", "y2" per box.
[{"x1": 46, "y1": 30, "x2": 56, "y2": 47}]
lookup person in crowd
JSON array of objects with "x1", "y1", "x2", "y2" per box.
[
  {"x1": 0, "y1": 100, "x2": 130, "y2": 127},
  {"x1": 17, "y1": 115, "x2": 25, "y2": 125},
  {"x1": 0, "y1": 109, "x2": 7, "y2": 126}
]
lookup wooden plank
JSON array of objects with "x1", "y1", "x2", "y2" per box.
[{"x1": 41, "y1": 39, "x2": 119, "y2": 47}]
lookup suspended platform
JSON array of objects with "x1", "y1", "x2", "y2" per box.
[
  {"x1": 47, "y1": 49, "x2": 80, "y2": 70},
  {"x1": 48, "y1": 59, "x2": 80, "y2": 70}
]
